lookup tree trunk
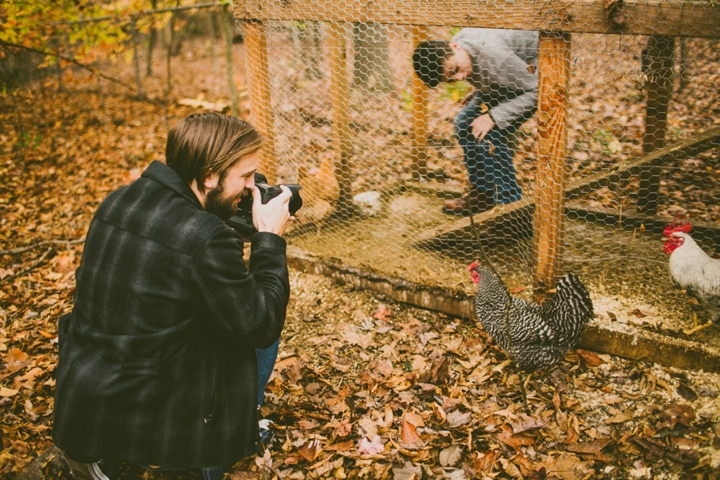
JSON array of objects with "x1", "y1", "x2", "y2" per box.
[
  {"x1": 146, "y1": 0, "x2": 158, "y2": 77},
  {"x1": 352, "y1": 22, "x2": 393, "y2": 92}
]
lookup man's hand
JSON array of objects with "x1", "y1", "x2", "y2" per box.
[
  {"x1": 252, "y1": 185, "x2": 294, "y2": 236},
  {"x1": 471, "y1": 113, "x2": 495, "y2": 142}
]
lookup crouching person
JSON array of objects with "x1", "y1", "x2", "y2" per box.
[{"x1": 52, "y1": 112, "x2": 294, "y2": 479}]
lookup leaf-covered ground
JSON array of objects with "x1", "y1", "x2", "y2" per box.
[{"x1": 1, "y1": 30, "x2": 720, "y2": 479}]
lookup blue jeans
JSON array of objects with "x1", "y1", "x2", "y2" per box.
[
  {"x1": 256, "y1": 337, "x2": 280, "y2": 407},
  {"x1": 454, "y1": 99, "x2": 523, "y2": 204}
]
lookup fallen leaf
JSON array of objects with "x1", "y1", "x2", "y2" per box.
[
  {"x1": 400, "y1": 412, "x2": 425, "y2": 449},
  {"x1": 297, "y1": 439, "x2": 321, "y2": 462},
  {"x1": 446, "y1": 410, "x2": 472, "y2": 428},
  {"x1": 439, "y1": 444, "x2": 463, "y2": 467},
  {"x1": 0, "y1": 386, "x2": 18, "y2": 397},
  {"x1": 391, "y1": 462, "x2": 422, "y2": 480},
  {"x1": 605, "y1": 414, "x2": 632, "y2": 424},
  {"x1": 496, "y1": 424, "x2": 534, "y2": 451},
  {"x1": 510, "y1": 413, "x2": 549, "y2": 433},
  {"x1": 357, "y1": 435, "x2": 385, "y2": 455},
  {"x1": 577, "y1": 349, "x2": 603, "y2": 366}
]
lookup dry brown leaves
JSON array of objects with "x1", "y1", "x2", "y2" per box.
[{"x1": 1, "y1": 32, "x2": 720, "y2": 480}]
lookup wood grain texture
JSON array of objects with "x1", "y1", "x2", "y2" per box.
[
  {"x1": 533, "y1": 32, "x2": 571, "y2": 296},
  {"x1": 235, "y1": 1, "x2": 720, "y2": 39},
  {"x1": 243, "y1": 21, "x2": 277, "y2": 182}
]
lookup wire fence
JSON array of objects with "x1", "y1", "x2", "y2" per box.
[
  {"x1": 236, "y1": 2, "x2": 720, "y2": 341},
  {"x1": 2, "y1": 1, "x2": 720, "y2": 338}
]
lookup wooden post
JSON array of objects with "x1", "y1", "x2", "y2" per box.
[
  {"x1": 327, "y1": 22, "x2": 354, "y2": 212},
  {"x1": 533, "y1": 32, "x2": 571, "y2": 299},
  {"x1": 220, "y1": 5, "x2": 240, "y2": 117},
  {"x1": 638, "y1": 35, "x2": 675, "y2": 214},
  {"x1": 131, "y1": 17, "x2": 144, "y2": 100},
  {"x1": 244, "y1": 20, "x2": 277, "y2": 182},
  {"x1": 411, "y1": 25, "x2": 429, "y2": 181}
]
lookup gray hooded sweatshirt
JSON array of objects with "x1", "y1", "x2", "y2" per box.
[{"x1": 452, "y1": 28, "x2": 539, "y2": 130}]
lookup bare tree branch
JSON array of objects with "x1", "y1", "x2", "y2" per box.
[
  {"x1": 1, "y1": 238, "x2": 85, "y2": 256},
  {"x1": 1, "y1": 247, "x2": 55, "y2": 284},
  {"x1": 0, "y1": 40, "x2": 137, "y2": 93}
]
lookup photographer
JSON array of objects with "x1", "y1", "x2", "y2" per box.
[{"x1": 52, "y1": 112, "x2": 293, "y2": 479}]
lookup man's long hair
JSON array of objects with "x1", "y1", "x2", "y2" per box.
[
  {"x1": 166, "y1": 112, "x2": 264, "y2": 194},
  {"x1": 412, "y1": 40, "x2": 452, "y2": 89}
]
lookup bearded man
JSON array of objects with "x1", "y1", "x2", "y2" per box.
[{"x1": 53, "y1": 112, "x2": 293, "y2": 479}]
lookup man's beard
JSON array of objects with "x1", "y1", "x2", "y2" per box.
[{"x1": 205, "y1": 184, "x2": 243, "y2": 221}]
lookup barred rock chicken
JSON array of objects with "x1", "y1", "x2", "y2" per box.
[
  {"x1": 663, "y1": 222, "x2": 720, "y2": 324},
  {"x1": 468, "y1": 263, "x2": 594, "y2": 371}
]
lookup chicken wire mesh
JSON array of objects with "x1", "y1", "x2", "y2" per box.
[
  {"x1": 3, "y1": 1, "x2": 718, "y2": 341},
  {"x1": 235, "y1": 3, "x2": 720, "y2": 341}
]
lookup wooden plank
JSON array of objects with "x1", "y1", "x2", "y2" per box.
[
  {"x1": 411, "y1": 25, "x2": 429, "y2": 181},
  {"x1": 234, "y1": 0, "x2": 720, "y2": 39},
  {"x1": 567, "y1": 126, "x2": 720, "y2": 200},
  {"x1": 412, "y1": 196, "x2": 536, "y2": 249},
  {"x1": 534, "y1": 32, "x2": 571, "y2": 295},
  {"x1": 638, "y1": 35, "x2": 676, "y2": 214},
  {"x1": 565, "y1": 202, "x2": 720, "y2": 245},
  {"x1": 243, "y1": 21, "x2": 277, "y2": 182},
  {"x1": 287, "y1": 250, "x2": 720, "y2": 373},
  {"x1": 407, "y1": 127, "x2": 719, "y2": 247},
  {"x1": 327, "y1": 22, "x2": 354, "y2": 211}
]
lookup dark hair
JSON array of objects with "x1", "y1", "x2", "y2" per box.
[
  {"x1": 165, "y1": 112, "x2": 264, "y2": 194},
  {"x1": 412, "y1": 40, "x2": 452, "y2": 89}
]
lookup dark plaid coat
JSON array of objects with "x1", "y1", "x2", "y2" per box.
[{"x1": 52, "y1": 161, "x2": 290, "y2": 468}]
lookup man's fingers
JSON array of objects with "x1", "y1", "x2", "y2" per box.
[
  {"x1": 250, "y1": 185, "x2": 261, "y2": 202},
  {"x1": 276, "y1": 185, "x2": 293, "y2": 204}
]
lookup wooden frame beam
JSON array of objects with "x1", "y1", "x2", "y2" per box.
[
  {"x1": 534, "y1": 32, "x2": 572, "y2": 295},
  {"x1": 235, "y1": 0, "x2": 720, "y2": 39},
  {"x1": 244, "y1": 20, "x2": 277, "y2": 182},
  {"x1": 564, "y1": 202, "x2": 720, "y2": 245},
  {"x1": 287, "y1": 251, "x2": 720, "y2": 373},
  {"x1": 568, "y1": 126, "x2": 720, "y2": 200},
  {"x1": 411, "y1": 25, "x2": 429, "y2": 181},
  {"x1": 327, "y1": 22, "x2": 355, "y2": 211},
  {"x1": 408, "y1": 126, "x2": 720, "y2": 247}
]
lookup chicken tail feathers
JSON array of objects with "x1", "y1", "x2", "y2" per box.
[{"x1": 543, "y1": 274, "x2": 594, "y2": 341}]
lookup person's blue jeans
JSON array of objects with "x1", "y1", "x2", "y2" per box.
[
  {"x1": 454, "y1": 99, "x2": 523, "y2": 204},
  {"x1": 256, "y1": 337, "x2": 280, "y2": 407}
]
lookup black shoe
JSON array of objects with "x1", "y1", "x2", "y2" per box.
[{"x1": 442, "y1": 188, "x2": 495, "y2": 216}]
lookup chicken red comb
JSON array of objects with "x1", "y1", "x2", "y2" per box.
[
  {"x1": 663, "y1": 221, "x2": 692, "y2": 237},
  {"x1": 468, "y1": 262, "x2": 479, "y2": 271}
]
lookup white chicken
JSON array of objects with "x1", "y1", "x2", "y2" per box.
[{"x1": 663, "y1": 222, "x2": 720, "y2": 326}]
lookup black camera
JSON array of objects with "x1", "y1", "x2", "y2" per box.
[{"x1": 226, "y1": 173, "x2": 302, "y2": 238}]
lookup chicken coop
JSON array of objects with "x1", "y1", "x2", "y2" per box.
[{"x1": 233, "y1": 1, "x2": 720, "y2": 370}]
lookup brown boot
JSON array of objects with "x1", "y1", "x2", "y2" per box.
[{"x1": 442, "y1": 188, "x2": 495, "y2": 216}]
